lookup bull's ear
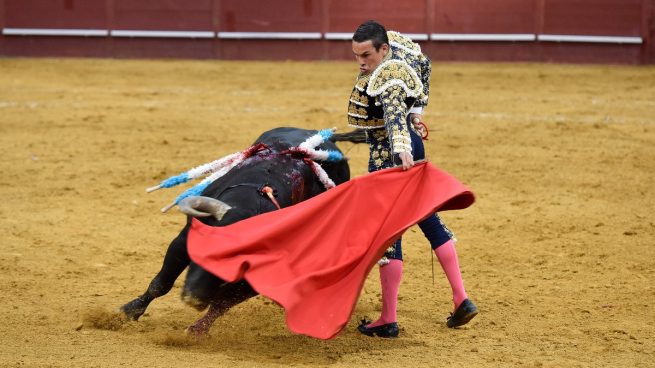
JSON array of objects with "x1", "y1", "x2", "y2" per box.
[{"x1": 178, "y1": 196, "x2": 232, "y2": 221}]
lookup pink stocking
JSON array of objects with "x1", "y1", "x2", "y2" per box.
[
  {"x1": 367, "y1": 259, "x2": 403, "y2": 328},
  {"x1": 434, "y1": 240, "x2": 468, "y2": 310}
]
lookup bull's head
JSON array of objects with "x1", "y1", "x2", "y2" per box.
[{"x1": 177, "y1": 196, "x2": 232, "y2": 221}]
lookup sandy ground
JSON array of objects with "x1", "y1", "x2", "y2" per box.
[{"x1": 0, "y1": 58, "x2": 654, "y2": 367}]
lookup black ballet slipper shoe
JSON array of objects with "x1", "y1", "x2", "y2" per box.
[
  {"x1": 357, "y1": 319, "x2": 399, "y2": 338},
  {"x1": 446, "y1": 299, "x2": 478, "y2": 328}
]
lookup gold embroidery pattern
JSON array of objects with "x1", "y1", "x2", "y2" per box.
[
  {"x1": 348, "y1": 115, "x2": 384, "y2": 129},
  {"x1": 354, "y1": 73, "x2": 371, "y2": 92},
  {"x1": 368, "y1": 129, "x2": 393, "y2": 171},
  {"x1": 347, "y1": 85, "x2": 385, "y2": 128},
  {"x1": 365, "y1": 31, "x2": 430, "y2": 104},
  {"x1": 365, "y1": 127, "x2": 400, "y2": 172},
  {"x1": 379, "y1": 85, "x2": 412, "y2": 153},
  {"x1": 348, "y1": 104, "x2": 367, "y2": 117},
  {"x1": 371, "y1": 129, "x2": 387, "y2": 141},
  {"x1": 349, "y1": 89, "x2": 369, "y2": 106},
  {"x1": 367, "y1": 60, "x2": 423, "y2": 98},
  {"x1": 390, "y1": 122, "x2": 411, "y2": 153},
  {"x1": 347, "y1": 31, "x2": 431, "y2": 134},
  {"x1": 388, "y1": 31, "x2": 421, "y2": 55}
]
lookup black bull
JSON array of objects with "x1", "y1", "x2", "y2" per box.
[{"x1": 120, "y1": 127, "x2": 364, "y2": 335}]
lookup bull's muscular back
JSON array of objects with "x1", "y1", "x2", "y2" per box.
[
  {"x1": 256, "y1": 127, "x2": 350, "y2": 186},
  {"x1": 198, "y1": 127, "x2": 350, "y2": 227}
]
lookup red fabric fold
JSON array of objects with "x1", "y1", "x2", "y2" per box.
[{"x1": 187, "y1": 162, "x2": 475, "y2": 339}]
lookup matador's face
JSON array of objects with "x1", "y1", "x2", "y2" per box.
[{"x1": 352, "y1": 40, "x2": 389, "y2": 75}]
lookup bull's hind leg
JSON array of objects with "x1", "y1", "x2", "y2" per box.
[
  {"x1": 185, "y1": 280, "x2": 257, "y2": 337},
  {"x1": 120, "y1": 226, "x2": 190, "y2": 320}
]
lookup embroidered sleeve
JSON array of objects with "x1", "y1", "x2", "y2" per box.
[
  {"x1": 380, "y1": 85, "x2": 412, "y2": 154},
  {"x1": 415, "y1": 55, "x2": 431, "y2": 108}
]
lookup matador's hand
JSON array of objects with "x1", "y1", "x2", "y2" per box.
[
  {"x1": 410, "y1": 114, "x2": 427, "y2": 138},
  {"x1": 410, "y1": 113, "x2": 422, "y2": 127},
  {"x1": 399, "y1": 151, "x2": 414, "y2": 171}
]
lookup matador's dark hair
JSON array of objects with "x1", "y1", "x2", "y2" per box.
[{"x1": 352, "y1": 20, "x2": 389, "y2": 51}]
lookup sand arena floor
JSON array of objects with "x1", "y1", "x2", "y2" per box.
[{"x1": 0, "y1": 58, "x2": 654, "y2": 367}]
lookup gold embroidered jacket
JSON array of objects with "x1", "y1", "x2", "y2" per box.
[{"x1": 347, "y1": 31, "x2": 431, "y2": 154}]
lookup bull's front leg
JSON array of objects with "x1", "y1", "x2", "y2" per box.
[
  {"x1": 120, "y1": 225, "x2": 191, "y2": 320},
  {"x1": 185, "y1": 280, "x2": 257, "y2": 337}
]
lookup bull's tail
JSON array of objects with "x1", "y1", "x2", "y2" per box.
[{"x1": 330, "y1": 129, "x2": 367, "y2": 144}]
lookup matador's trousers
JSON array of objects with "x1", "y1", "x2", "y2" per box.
[{"x1": 365, "y1": 118, "x2": 455, "y2": 262}]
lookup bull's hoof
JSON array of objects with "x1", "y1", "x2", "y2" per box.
[
  {"x1": 120, "y1": 298, "x2": 148, "y2": 321},
  {"x1": 185, "y1": 322, "x2": 211, "y2": 339},
  {"x1": 181, "y1": 294, "x2": 209, "y2": 312}
]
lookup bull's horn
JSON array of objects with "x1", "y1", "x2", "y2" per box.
[{"x1": 178, "y1": 196, "x2": 232, "y2": 221}]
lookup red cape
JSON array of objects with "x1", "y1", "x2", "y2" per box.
[{"x1": 187, "y1": 162, "x2": 475, "y2": 339}]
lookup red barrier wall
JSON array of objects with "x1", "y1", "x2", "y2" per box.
[
  {"x1": 542, "y1": 0, "x2": 642, "y2": 36},
  {"x1": 5, "y1": 0, "x2": 107, "y2": 29},
  {"x1": 0, "y1": 0, "x2": 653, "y2": 64},
  {"x1": 111, "y1": 1, "x2": 216, "y2": 59},
  {"x1": 434, "y1": 0, "x2": 536, "y2": 34},
  {"x1": 113, "y1": 0, "x2": 214, "y2": 31},
  {"x1": 644, "y1": 0, "x2": 655, "y2": 63},
  {"x1": 421, "y1": 0, "x2": 538, "y2": 62},
  {"x1": 0, "y1": 0, "x2": 5, "y2": 53},
  {"x1": 327, "y1": 0, "x2": 427, "y2": 34},
  {"x1": 220, "y1": 0, "x2": 322, "y2": 32}
]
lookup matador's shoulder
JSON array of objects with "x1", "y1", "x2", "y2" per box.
[
  {"x1": 366, "y1": 31, "x2": 424, "y2": 98},
  {"x1": 366, "y1": 58, "x2": 423, "y2": 98},
  {"x1": 387, "y1": 31, "x2": 422, "y2": 56}
]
